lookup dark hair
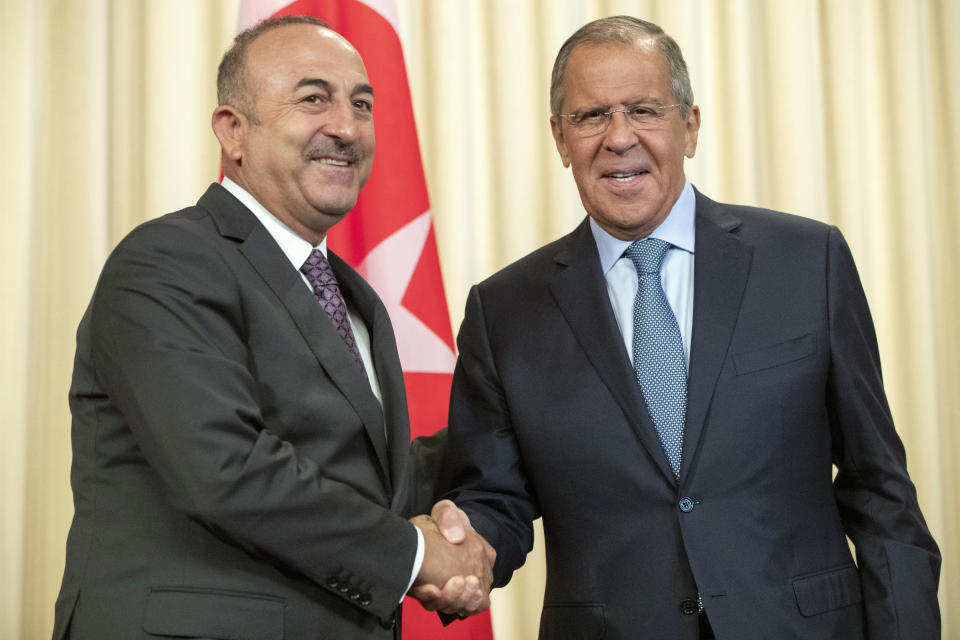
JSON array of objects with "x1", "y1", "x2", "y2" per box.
[
  {"x1": 217, "y1": 15, "x2": 331, "y2": 123},
  {"x1": 550, "y1": 16, "x2": 694, "y2": 118}
]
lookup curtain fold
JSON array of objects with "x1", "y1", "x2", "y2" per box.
[{"x1": 3, "y1": 1, "x2": 955, "y2": 637}]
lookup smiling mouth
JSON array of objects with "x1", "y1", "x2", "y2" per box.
[
  {"x1": 605, "y1": 170, "x2": 647, "y2": 182},
  {"x1": 313, "y1": 157, "x2": 351, "y2": 167}
]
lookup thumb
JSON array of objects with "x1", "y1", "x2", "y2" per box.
[{"x1": 432, "y1": 499, "x2": 470, "y2": 544}]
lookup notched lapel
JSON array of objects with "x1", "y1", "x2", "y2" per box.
[
  {"x1": 207, "y1": 190, "x2": 392, "y2": 487},
  {"x1": 681, "y1": 193, "x2": 753, "y2": 483},
  {"x1": 330, "y1": 253, "x2": 412, "y2": 493},
  {"x1": 549, "y1": 221, "x2": 679, "y2": 485}
]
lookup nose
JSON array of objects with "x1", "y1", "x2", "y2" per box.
[
  {"x1": 322, "y1": 98, "x2": 361, "y2": 142},
  {"x1": 602, "y1": 110, "x2": 638, "y2": 154}
]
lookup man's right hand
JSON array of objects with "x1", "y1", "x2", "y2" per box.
[{"x1": 408, "y1": 500, "x2": 496, "y2": 616}]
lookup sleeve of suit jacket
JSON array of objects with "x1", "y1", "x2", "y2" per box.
[
  {"x1": 88, "y1": 217, "x2": 417, "y2": 619},
  {"x1": 825, "y1": 226, "x2": 940, "y2": 638},
  {"x1": 398, "y1": 428, "x2": 450, "y2": 517},
  {"x1": 440, "y1": 284, "x2": 538, "y2": 588}
]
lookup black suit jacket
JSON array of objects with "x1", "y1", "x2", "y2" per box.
[
  {"x1": 54, "y1": 184, "x2": 441, "y2": 639},
  {"x1": 442, "y1": 190, "x2": 940, "y2": 639}
]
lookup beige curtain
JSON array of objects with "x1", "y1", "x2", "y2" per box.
[{"x1": 2, "y1": 1, "x2": 956, "y2": 638}]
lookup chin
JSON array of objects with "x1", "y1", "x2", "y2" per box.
[
  {"x1": 315, "y1": 207, "x2": 353, "y2": 222},
  {"x1": 308, "y1": 195, "x2": 359, "y2": 217}
]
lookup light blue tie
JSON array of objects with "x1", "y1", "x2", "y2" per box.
[{"x1": 626, "y1": 238, "x2": 687, "y2": 479}]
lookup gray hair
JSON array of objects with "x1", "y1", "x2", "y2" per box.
[
  {"x1": 550, "y1": 16, "x2": 694, "y2": 119},
  {"x1": 217, "y1": 15, "x2": 331, "y2": 124}
]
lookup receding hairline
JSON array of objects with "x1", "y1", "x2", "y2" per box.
[
  {"x1": 549, "y1": 16, "x2": 695, "y2": 119},
  {"x1": 242, "y1": 22, "x2": 364, "y2": 76},
  {"x1": 217, "y1": 15, "x2": 352, "y2": 121}
]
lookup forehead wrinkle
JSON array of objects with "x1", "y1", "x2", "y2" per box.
[
  {"x1": 295, "y1": 77, "x2": 334, "y2": 92},
  {"x1": 566, "y1": 86, "x2": 665, "y2": 113},
  {"x1": 564, "y1": 49, "x2": 673, "y2": 111}
]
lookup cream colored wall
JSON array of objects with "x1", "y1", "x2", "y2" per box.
[{"x1": 2, "y1": 1, "x2": 956, "y2": 638}]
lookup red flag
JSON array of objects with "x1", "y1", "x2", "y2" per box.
[{"x1": 237, "y1": 2, "x2": 494, "y2": 637}]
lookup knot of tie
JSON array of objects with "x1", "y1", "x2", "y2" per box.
[{"x1": 626, "y1": 238, "x2": 671, "y2": 275}]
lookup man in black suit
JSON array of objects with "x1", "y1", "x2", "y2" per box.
[
  {"x1": 441, "y1": 16, "x2": 940, "y2": 639},
  {"x1": 54, "y1": 15, "x2": 491, "y2": 639}
]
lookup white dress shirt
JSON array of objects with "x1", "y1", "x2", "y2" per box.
[
  {"x1": 220, "y1": 178, "x2": 423, "y2": 599},
  {"x1": 589, "y1": 179, "x2": 696, "y2": 366}
]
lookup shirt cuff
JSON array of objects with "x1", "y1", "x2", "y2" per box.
[{"x1": 404, "y1": 525, "x2": 425, "y2": 602}]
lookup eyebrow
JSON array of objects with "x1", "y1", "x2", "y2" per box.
[
  {"x1": 567, "y1": 97, "x2": 665, "y2": 113},
  {"x1": 295, "y1": 77, "x2": 333, "y2": 92},
  {"x1": 294, "y1": 77, "x2": 374, "y2": 97}
]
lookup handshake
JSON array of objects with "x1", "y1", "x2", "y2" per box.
[{"x1": 408, "y1": 500, "x2": 496, "y2": 617}]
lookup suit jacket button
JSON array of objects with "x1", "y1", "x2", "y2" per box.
[
  {"x1": 326, "y1": 577, "x2": 340, "y2": 589},
  {"x1": 359, "y1": 592, "x2": 372, "y2": 606},
  {"x1": 338, "y1": 584, "x2": 351, "y2": 593},
  {"x1": 680, "y1": 598, "x2": 698, "y2": 615},
  {"x1": 678, "y1": 497, "x2": 695, "y2": 512},
  {"x1": 347, "y1": 588, "x2": 362, "y2": 600}
]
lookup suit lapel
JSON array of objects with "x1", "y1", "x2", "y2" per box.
[
  {"x1": 681, "y1": 191, "x2": 752, "y2": 483},
  {"x1": 198, "y1": 184, "x2": 392, "y2": 489},
  {"x1": 331, "y1": 252, "x2": 411, "y2": 493},
  {"x1": 549, "y1": 220, "x2": 679, "y2": 485}
]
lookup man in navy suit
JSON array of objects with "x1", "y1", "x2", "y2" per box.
[
  {"x1": 441, "y1": 16, "x2": 940, "y2": 639},
  {"x1": 54, "y1": 15, "x2": 491, "y2": 639}
]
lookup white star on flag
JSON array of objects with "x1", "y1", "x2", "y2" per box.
[{"x1": 358, "y1": 211, "x2": 456, "y2": 374}]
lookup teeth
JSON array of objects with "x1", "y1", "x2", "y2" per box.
[{"x1": 317, "y1": 158, "x2": 349, "y2": 166}]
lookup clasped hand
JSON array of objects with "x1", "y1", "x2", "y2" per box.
[{"x1": 408, "y1": 499, "x2": 496, "y2": 617}]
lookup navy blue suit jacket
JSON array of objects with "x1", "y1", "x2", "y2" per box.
[{"x1": 442, "y1": 190, "x2": 940, "y2": 639}]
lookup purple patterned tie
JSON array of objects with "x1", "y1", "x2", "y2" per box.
[{"x1": 300, "y1": 248, "x2": 367, "y2": 376}]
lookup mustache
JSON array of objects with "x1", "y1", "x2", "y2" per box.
[{"x1": 304, "y1": 140, "x2": 362, "y2": 164}]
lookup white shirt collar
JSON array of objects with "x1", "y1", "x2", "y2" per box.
[
  {"x1": 220, "y1": 177, "x2": 326, "y2": 270},
  {"x1": 589, "y1": 178, "x2": 696, "y2": 274}
]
